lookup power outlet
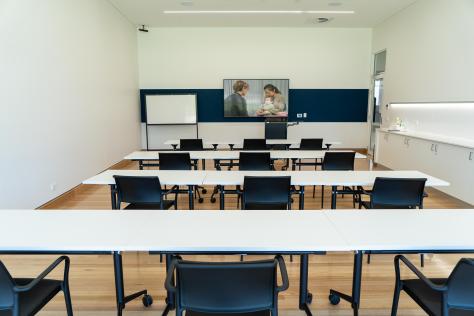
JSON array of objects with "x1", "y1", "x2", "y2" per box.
[
  {"x1": 297, "y1": 113, "x2": 303, "y2": 118},
  {"x1": 50, "y1": 182, "x2": 57, "y2": 191},
  {"x1": 303, "y1": 113, "x2": 307, "y2": 118}
]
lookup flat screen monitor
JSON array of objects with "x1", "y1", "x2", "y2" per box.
[{"x1": 223, "y1": 79, "x2": 289, "y2": 118}]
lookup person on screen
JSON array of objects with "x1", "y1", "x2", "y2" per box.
[
  {"x1": 224, "y1": 80, "x2": 249, "y2": 117},
  {"x1": 256, "y1": 84, "x2": 287, "y2": 116}
]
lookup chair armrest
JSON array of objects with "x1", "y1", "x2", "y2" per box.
[
  {"x1": 357, "y1": 186, "x2": 372, "y2": 196},
  {"x1": 275, "y1": 255, "x2": 289, "y2": 292},
  {"x1": 162, "y1": 185, "x2": 179, "y2": 196},
  {"x1": 14, "y1": 256, "x2": 70, "y2": 293},
  {"x1": 164, "y1": 258, "x2": 179, "y2": 293},
  {"x1": 394, "y1": 255, "x2": 447, "y2": 292}
]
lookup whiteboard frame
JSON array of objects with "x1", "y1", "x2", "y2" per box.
[{"x1": 144, "y1": 93, "x2": 199, "y2": 150}]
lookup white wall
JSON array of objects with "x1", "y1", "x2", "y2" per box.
[
  {"x1": 0, "y1": 0, "x2": 141, "y2": 208},
  {"x1": 138, "y1": 27, "x2": 372, "y2": 148},
  {"x1": 373, "y1": 0, "x2": 474, "y2": 133}
]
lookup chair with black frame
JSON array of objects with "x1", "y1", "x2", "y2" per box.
[
  {"x1": 236, "y1": 152, "x2": 273, "y2": 209},
  {"x1": 0, "y1": 256, "x2": 73, "y2": 316},
  {"x1": 321, "y1": 151, "x2": 356, "y2": 208},
  {"x1": 243, "y1": 138, "x2": 268, "y2": 150},
  {"x1": 391, "y1": 255, "x2": 474, "y2": 316},
  {"x1": 179, "y1": 139, "x2": 208, "y2": 200},
  {"x1": 165, "y1": 255, "x2": 289, "y2": 316},
  {"x1": 297, "y1": 138, "x2": 324, "y2": 196},
  {"x1": 358, "y1": 177, "x2": 427, "y2": 266},
  {"x1": 160, "y1": 152, "x2": 204, "y2": 204},
  {"x1": 239, "y1": 176, "x2": 293, "y2": 262},
  {"x1": 113, "y1": 175, "x2": 178, "y2": 210},
  {"x1": 241, "y1": 176, "x2": 292, "y2": 210}
]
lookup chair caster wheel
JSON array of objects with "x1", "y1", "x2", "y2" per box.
[
  {"x1": 210, "y1": 197, "x2": 216, "y2": 203},
  {"x1": 307, "y1": 293, "x2": 313, "y2": 304},
  {"x1": 202, "y1": 189, "x2": 207, "y2": 194},
  {"x1": 198, "y1": 198, "x2": 204, "y2": 203},
  {"x1": 329, "y1": 293, "x2": 340, "y2": 305},
  {"x1": 142, "y1": 294, "x2": 153, "y2": 307}
]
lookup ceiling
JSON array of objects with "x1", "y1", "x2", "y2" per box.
[{"x1": 108, "y1": 0, "x2": 418, "y2": 28}]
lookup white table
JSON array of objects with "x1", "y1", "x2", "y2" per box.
[
  {"x1": 83, "y1": 170, "x2": 207, "y2": 210},
  {"x1": 125, "y1": 150, "x2": 365, "y2": 170},
  {"x1": 0, "y1": 209, "x2": 347, "y2": 316},
  {"x1": 164, "y1": 139, "x2": 341, "y2": 150},
  {"x1": 202, "y1": 170, "x2": 449, "y2": 210},
  {"x1": 1, "y1": 209, "x2": 474, "y2": 316},
  {"x1": 325, "y1": 209, "x2": 474, "y2": 314}
]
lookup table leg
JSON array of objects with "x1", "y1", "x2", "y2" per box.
[
  {"x1": 219, "y1": 185, "x2": 225, "y2": 210},
  {"x1": 188, "y1": 185, "x2": 194, "y2": 210},
  {"x1": 299, "y1": 254, "x2": 313, "y2": 316},
  {"x1": 331, "y1": 186, "x2": 337, "y2": 209},
  {"x1": 172, "y1": 145, "x2": 178, "y2": 151},
  {"x1": 329, "y1": 251, "x2": 363, "y2": 316},
  {"x1": 299, "y1": 186, "x2": 305, "y2": 210},
  {"x1": 113, "y1": 252, "x2": 150, "y2": 316},
  {"x1": 292, "y1": 158, "x2": 296, "y2": 171},
  {"x1": 139, "y1": 160, "x2": 144, "y2": 170},
  {"x1": 110, "y1": 185, "x2": 118, "y2": 210},
  {"x1": 162, "y1": 254, "x2": 176, "y2": 316}
]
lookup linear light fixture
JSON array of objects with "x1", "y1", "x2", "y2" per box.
[
  {"x1": 390, "y1": 102, "x2": 474, "y2": 109},
  {"x1": 163, "y1": 10, "x2": 355, "y2": 14}
]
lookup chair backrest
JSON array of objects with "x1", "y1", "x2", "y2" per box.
[
  {"x1": 239, "y1": 152, "x2": 272, "y2": 171},
  {"x1": 322, "y1": 152, "x2": 355, "y2": 171},
  {"x1": 0, "y1": 261, "x2": 15, "y2": 308},
  {"x1": 174, "y1": 259, "x2": 279, "y2": 314},
  {"x1": 242, "y1": 176, "x2": 291, "y2": 210},
  {"x1": 370, "y1": 177, "x2": 427, "y2": 209},
  {"x1": 243, "y1": 139, "x2": 267, "y2": 150},
  {"x1": 446, "y1": 258, "x2": 474, "y2": 312},
  {"x1": 113, "y1": 176, "x2": 163, "y2": 207},
  {"x1": 180, "y1": 139, "x2": 203, "y2": 151},
  {"x1": 159, "y1": 153, "x2": 192, "y2": 170},
  {"x1": 300, "y1": 138, "x2": 323, "y2": 150}
]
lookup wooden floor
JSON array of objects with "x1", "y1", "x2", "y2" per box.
[{"x1": 2, "y1": 156, "x2": 472, "y2": 315}]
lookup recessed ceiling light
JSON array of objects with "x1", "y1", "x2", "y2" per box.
[
  {"x1": 180, "y1": 0, "x2": 194, "y2": 6},
  {"x1": 163, "y1": 10, "x2": 355, "y2": 14},
  {"x1": 328, "y1": 2, "x2": 343, "y2": 7}
]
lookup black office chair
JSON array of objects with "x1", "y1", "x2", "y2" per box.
[
  {"x1": 241, "y1": 176, "x2": 292, "y2": 210},
  {"x1": 358, "y1": 177, "x2": 427, "y2": 209},
  {"x1": 359, "y1": 177, "x2": 427, "y2": 266},
  {"x1": 113, "y1": 175, "x2": 178, "y2": 210},
  {"x1": 160, "y1": 153, "x2": 204, "y2": 204},
  {"x1": 0, "y1": 256, "x2": 73, "y2": 316},
  {"x1": 179, "y1": 139, "x2": 208, "y2": 197},
  {"x1": 165, "y1": 255, "x2": 289, "y2": 316},
  {"x1": 297, "y1": 138, "x2": 324, "y2": 195},
  {"x1": 239, "y1": 152, "x2": 272, "y2": 171},
  {"x1": 180, "y1": 139, "x2": 204, "y2": 151},
  {"x1": 391, "y1": 255, "x2": 474, "y2": 316},
  {"x1": 321, "y1": 152, "x2": 356, "y2": 208},
  {"x1": 243, "y1": 139, "x2": 267, "y2": 150},
  {"x1": 300, "y1": 138, "x2": 324, "y2": 150}
]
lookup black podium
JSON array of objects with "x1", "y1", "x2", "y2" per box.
[{"x1": 265, "y1": 118, "x2": 288, "y2": 139}]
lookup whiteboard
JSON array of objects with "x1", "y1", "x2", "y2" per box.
[{"x1": 146, "y1": 94, "x2": 197, "y2": 124}]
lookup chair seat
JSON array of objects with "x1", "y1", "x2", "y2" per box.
[
  {"x1": 244, "y1": 203, "x2": 288, "y2": 210},
  {"x1": 186, "y1": 310, "x2": 270, "y2": 316},
  {"x1": 124, "y1": 200, "x2": 175, "y2": 210},
  {"x1": 403, "y1": 278, "x2": 474, "y2": 316},
  {"x1": 0, "y1": 278, "x2": 62, "y2": 316}
]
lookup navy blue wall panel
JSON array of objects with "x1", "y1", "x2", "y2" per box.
[{"x1": 140, "y1": 89, "x2": 368, "y2": 123}]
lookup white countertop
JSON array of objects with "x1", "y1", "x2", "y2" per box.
[{"x1": 379, "y1": 129, "x2": 474, "y2": 149}]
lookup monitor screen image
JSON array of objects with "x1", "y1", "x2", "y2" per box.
[{"x1": 223, "y1": 79, "x2": 289, "y2": 118}]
